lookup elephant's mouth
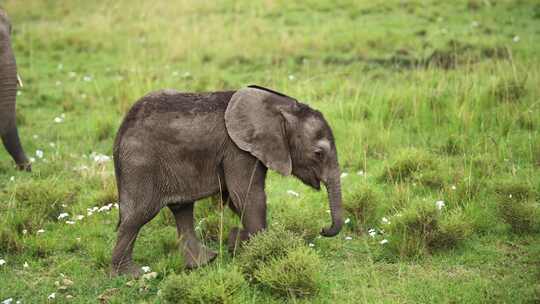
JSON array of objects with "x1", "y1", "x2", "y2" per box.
[{"x1": 303, "y1": 174, "x2": 321, "y2": 190}]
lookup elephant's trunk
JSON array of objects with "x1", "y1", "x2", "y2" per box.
[{"x1": 320, "y1": 171, "x2": 343, "y2": 237}]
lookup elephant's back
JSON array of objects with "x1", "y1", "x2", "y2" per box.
[{"x1": 116, "y1": 89, "x2": 235, "y2": 140}]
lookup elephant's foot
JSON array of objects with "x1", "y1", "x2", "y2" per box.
[
  {"x1": 110, "y1": 262, "x2": 142, "y2": 278},
  {"x1": 183, "y1": 242, "x2": 217, "y2": 269},
  {"x1": 16, "y1": 162, "x2": 31, "y2": 172},
  {"x1": 227, "y1": 227, "x2": 250, "y2": 254}
]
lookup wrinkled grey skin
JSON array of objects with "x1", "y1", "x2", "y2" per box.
[
  {"x1": 0, "y1": 9, "x2": 30, "y2": 171},
  {"x1": 111, "y1": 85, "x2": 343, "y2": 277}
]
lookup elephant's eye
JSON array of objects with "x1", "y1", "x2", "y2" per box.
[{"x1": 314, "y1": 149, "x2": 324, "y2": 160}]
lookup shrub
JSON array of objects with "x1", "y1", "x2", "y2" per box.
[
  {"x1": 380, "y1": 148, "x2": 437, "y2": 183},
  {"x1": 0, "y1": 226, "x2": 23, "y2": 254},
  {"x1": 494, "y1": 179, "x2": 534, "y2": 202},
  {"x1": 429, "y1": 209, "x2": 473, "y2": 249},
  {"x1": 160, "y1": 265, "x2": 246, "y2": 304},
  {"x1": 440, "y1": 135, "x2": 463, "y2": 155},
  {"x1": 272, "y1": 203, "x2": 322, "y2": 241},
  {"x1": 254, "y1": 246, "x2": 322, "y2": 298},
  {"x1": 498, "y1": 200, "x2": 539, "y2": 234},
  {"x1": 2, "y1": 178, "x2": 78, "y2": 233},
  {"x1": 412, "y1": 169, "x2": 445, "y2": 189},
  {"x1": 377, "y1": 201, "x2": 472, "y2": 259},
  {"x1": 236, "y1": 225, "x2": 322, "y2": 298},
  {"x1": 491, "y1": 77, "x2": 527, "y2": 103},
  {"x1": 236, "y1": 225, "x2": 303, "y2": 279},
  {"x1": 343, "y1": 183, "x2": 381, "y2": 232}
]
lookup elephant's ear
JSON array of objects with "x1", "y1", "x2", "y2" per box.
[{"x1": 225, "y1": 86, "x2": 294, "y2": 176}]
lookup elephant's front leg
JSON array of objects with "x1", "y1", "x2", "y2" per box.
[
  {"x1": 168, "y1": 203, "x2": 217, "y2": 268},
  {"x1": 228, "y1": 176, "x2": 266, "y2": 253}
]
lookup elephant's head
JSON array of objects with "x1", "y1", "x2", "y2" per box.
[{"x1": 225, "y1": 85, "x2": 343, "y2": 237}]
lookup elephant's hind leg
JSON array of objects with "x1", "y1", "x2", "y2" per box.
[
  {"x1": 168, "y1": 202, "x2": 217, "y2": 268},
  {"x1": 111, "y1": 196, "x2": 161, "y2": 277}
]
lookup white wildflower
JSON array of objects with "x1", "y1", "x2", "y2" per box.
[
  {"x1": 9, "y1": 176, "x2": 14, "y2": 182},
  {"x1": 36, "y1": 150, "x2": 44, "y2": 158},
  {"x1": 49, "y1": 142, "x2": 56, "y2": 148},
  {"x1": 471, "y1": 21, "x2": 479, "y2": 27},
  {"x1": 83, "y1": 75, "x2": 92, "y2": 82},
  {"x1": 435, "y1": 200, "x2": 445, "y2": 210},
  {"x1": 141, "y1": 266, "x2": 151, "y2": 273},
  {"x1": 68, "y1": 71, "x2": 77, "y2": 78},
  {"x1": 286, "y1": 190, "x2": 300, "y2": 197},
  {"x1": 65, "y1": 221, "x2": 76, "y2": 225},
  {"x1": 381, "y1": 217, "x2": 390, "y2": 224},
  {"x1": 288, "y1": 74, "x2": 295, "y2": 80},
  {"x1": 73, "y1": 165, "x2": 89, "y2": 171},
  {"x1": 368, "y1": 228, "x2": 376, "y2": 237},
  {"x1": 0, "y1": 259, "x2": 6, "y2": 266},
  {"x1": 344, "y1": 218, "x2": 351, "y2": 224},
  {"x1": 54, "y1": 116, "x2": 64, "y2": 123},
  {"x1": 57, "y1": 213, "x2": 69, "y2": 220},
  {"x1": 37, "y1": 229, "x2": 45, "y2": 234},
  {"x1": 32, "y1": 134, "x2": 39, "y2": 139},
  {"x1": 2, "y1": 298, "x2": 13, "y2": 304},
  {"x1": 356, "y1": 170, "x2": 364, "y2": 176},
  {"x1": 114, "y1": 203, "x2": 119, "y2": 209},
  {"x1": 98, "y1": 205, "x2": 110, "y2": 212},
  {"x1": 345, "y1": 236, "x2": 352, "y2": 240},
  {"x1": 451, "y1": 185, "x2": 457, "y2": 190},
  {"x1": 513, "y1": 35, "x2": 520, "y2": 43},
  {"x1": 340, "y1": 172, "x2": 348, "y2": 178},
  {"x1": 22, "y1": 229, "x2": 27, "y2": 235},
  {"x1": 29, "y1": 157, "x2": 36, "y2": 163},
  {"x1": 308, "y1": 243, "x2": 315, "y2": 247},
  {"x1": 76, "y1": 215, "x2": 84, "y2": 220},
  {"x1": 509, "y1": 194, "x2": 513, "y2": 198},
  {"x1": 91, "y1": 152, "x2": 110, "y2": 164},
  {"x1": 88, "y1": 207, "x2": 99, "y2": 213},
  {"x1": 142, "y1": 272, "x2": 158, "y2": 280},
  {"x1": 380, "y1": 239, "x2": 389, "y2": 245},
  {"x1": 48, "y1": 292, "x2": 56, "y2": 300},
  {"x1": 23, "y1": 262, "x2": 29, "y2": 268},
  {"x1": 17, "y1": 91, "x2": 21, "y2": 96}
]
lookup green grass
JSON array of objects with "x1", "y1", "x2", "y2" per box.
[{"x1": 1, "y1": 0, "x2": 540, "y2": 302}]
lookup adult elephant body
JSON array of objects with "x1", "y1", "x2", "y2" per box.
[
  {"x1": 112, "y1": 85, "x2": 343, "y2": 276},
  {"x1": 0, "y1": 9, "x2": 30, "y2": 171}
]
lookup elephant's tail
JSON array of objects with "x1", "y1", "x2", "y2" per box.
[{"x1": 113, "y1": 139, "x2": 122, "y2": 232}]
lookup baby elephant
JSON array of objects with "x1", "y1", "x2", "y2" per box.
[{"x1": 111, "y1": 85, "x2": 343, "y2": 276}]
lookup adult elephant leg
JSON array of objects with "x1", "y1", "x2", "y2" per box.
[
  {"x1": 168, "y1": 202, "x2": 217, "y2": 268},
  {"x1": 1, "y1": 123, "x2": 30, "y2": 171}
]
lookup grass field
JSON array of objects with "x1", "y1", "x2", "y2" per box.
[{"x1": 1, "y1": 0, "x2": 539, "y2": 303}]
